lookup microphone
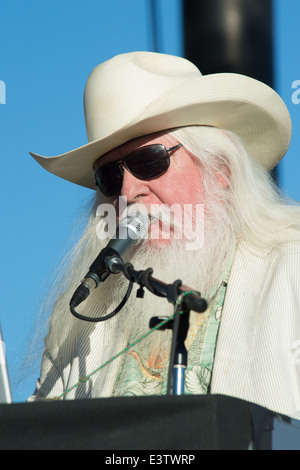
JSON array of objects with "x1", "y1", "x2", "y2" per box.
[{"x1": 70, "y1": 211, "x2": 150, "y2": 308}]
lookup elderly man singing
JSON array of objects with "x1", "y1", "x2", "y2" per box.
[{"x1": 28, "y1": 52, "x2": 300, "y2": 418}]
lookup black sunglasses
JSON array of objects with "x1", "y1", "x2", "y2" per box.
[{"x1": 94, "y1": 143, "x2": 182, "y2": 197}]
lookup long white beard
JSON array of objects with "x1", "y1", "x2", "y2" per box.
[
  {"x1": 88, "y1": 198, "x2": 235, "y2": 396},
  {"x1": 103, "y1": 207, "x2": 236, "y2": 343},
  {"x1": 43, "y1": 193, "x2": 236, "y2": 398}
]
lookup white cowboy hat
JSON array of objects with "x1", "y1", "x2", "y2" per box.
[{"x1": 29, "y1": 51, "x2": 292, "y2": 190}]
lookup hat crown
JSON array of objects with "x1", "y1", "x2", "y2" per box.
[{"x1": 83, "y1": 52, "x2": 201, "y2": 142}]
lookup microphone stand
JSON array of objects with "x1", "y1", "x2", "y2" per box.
[
  {"x1": 149, "y1": 304, "x2": 190, "y2": 395},
  {"x1": 105, "y1": 255, "x2": 207, "y2": 396}
]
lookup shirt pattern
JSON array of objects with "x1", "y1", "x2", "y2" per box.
[{"x1": 112, "y1": 269, "x2": 231, "y2": 397}]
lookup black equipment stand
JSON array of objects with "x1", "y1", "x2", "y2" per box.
[{"x1": 0, "y1": 394, "x2": 275, "y2": 450}]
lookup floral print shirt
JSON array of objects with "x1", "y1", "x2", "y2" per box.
[{"x1": 112, "y1": 266, "x2": 231, "y2": 397}]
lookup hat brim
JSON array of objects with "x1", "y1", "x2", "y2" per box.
[{"x1": 30, "y1": 73, "x2": 292, "y2": 190}]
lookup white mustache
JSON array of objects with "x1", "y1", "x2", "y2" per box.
[{"x1": 123, "y1": 202, "x2": 205, "y2": 249}]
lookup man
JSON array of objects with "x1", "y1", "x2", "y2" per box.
[{"x1": 28, "y1": 52, "x2": 300, "y2": 418}]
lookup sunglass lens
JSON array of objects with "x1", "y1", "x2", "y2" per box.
[
  {"x1": 95, "y1": 144, "x2": 172, "y2": 196},
  {"x1": 127, "y1": 145, "x2": 170, "y2": 179},
  {"x1": 96, "y1": 164, "x2": 123, "y2": 197}
]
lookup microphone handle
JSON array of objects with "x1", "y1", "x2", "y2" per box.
[
  {"x1": 88, "y1": 227, "x2": 138, "y2": 281},
  {"x1": 70, "y1": 246, "x2": 120, "y2": 308},
  {"x1": 89, "y1": 246, "x2": 120, "y2": 281}
]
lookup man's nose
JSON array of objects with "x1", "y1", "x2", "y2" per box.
[{"x1": 121, "y1": 167, "x2": 151, "y2": 203}]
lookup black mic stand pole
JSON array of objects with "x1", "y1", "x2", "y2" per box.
[{"x1": 149, "y1": 303, "x2": 190, "y2": 395}]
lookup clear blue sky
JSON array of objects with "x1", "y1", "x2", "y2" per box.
[{"x1": 1, "y1": 0, "x2": 300, "y2": 448}]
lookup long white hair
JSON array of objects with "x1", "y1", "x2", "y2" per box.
[{"x1": 168, "y1": 126, "x2": 300, "y2": 248}]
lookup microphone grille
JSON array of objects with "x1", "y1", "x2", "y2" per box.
[{"x1": 119, "y1": 210, "x2": 150, "y2": 240}]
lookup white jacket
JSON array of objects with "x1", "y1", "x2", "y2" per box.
[{"x1": 211, "y1": 234, "x2": 300, "y2": 418}]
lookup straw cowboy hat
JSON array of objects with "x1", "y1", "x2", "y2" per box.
[{"x1": 30, "y1": 51, "x2": 292, "y2": 190}]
